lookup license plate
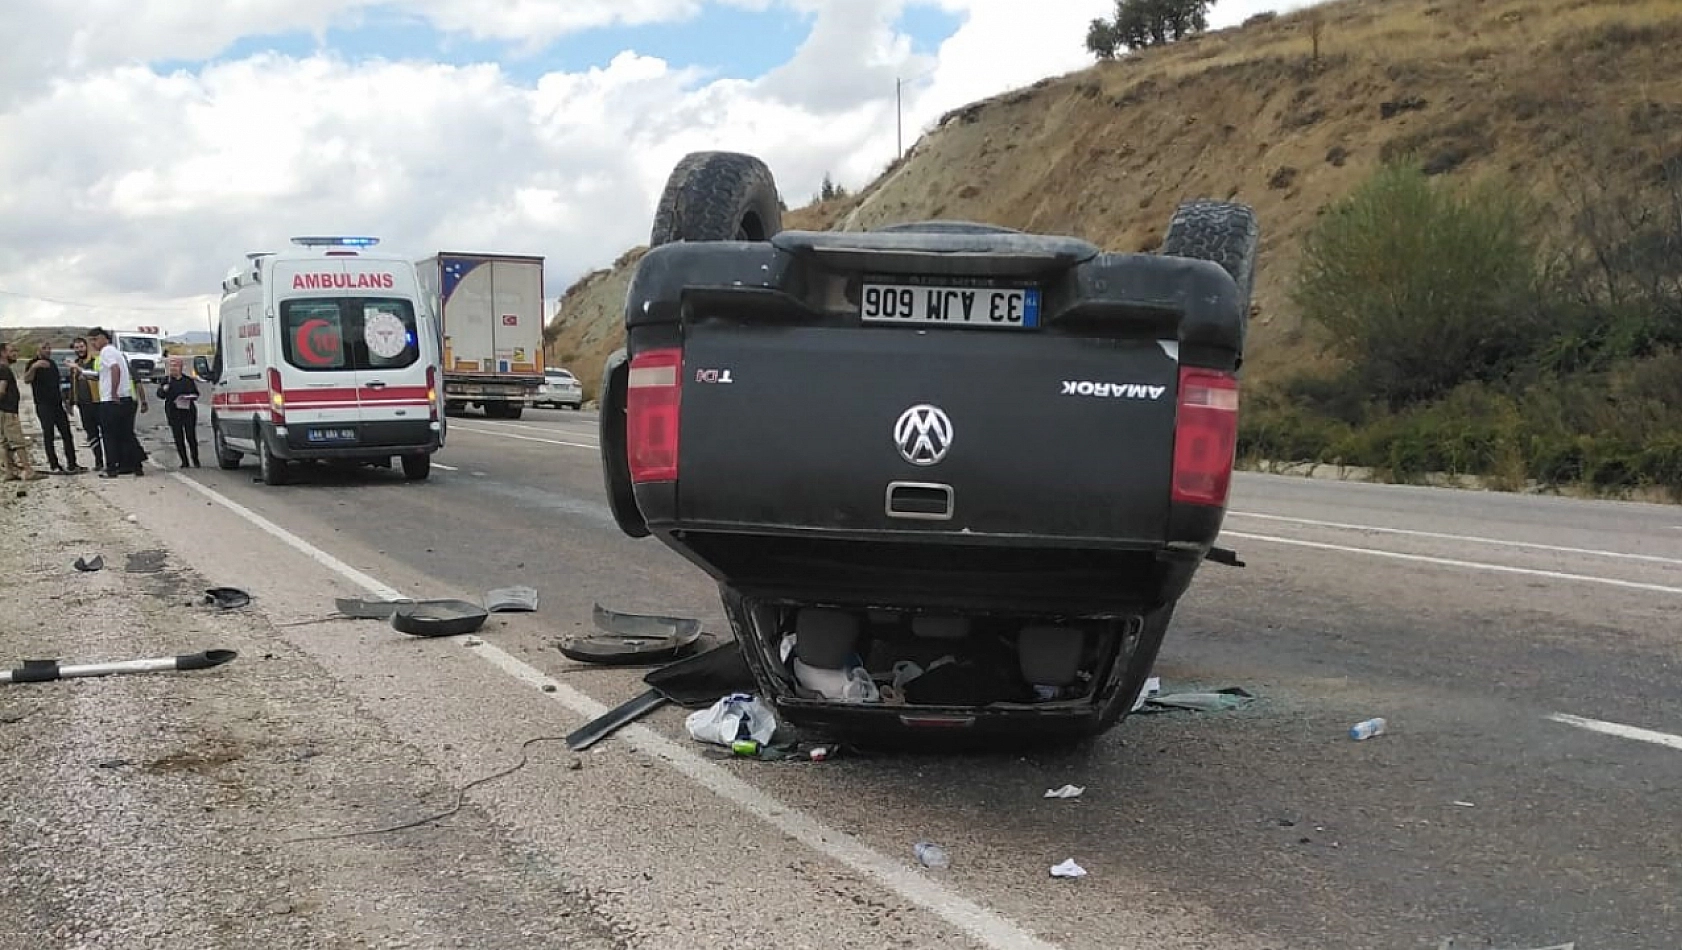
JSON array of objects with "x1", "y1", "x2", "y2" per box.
[
  {"x1": 307, "y1": 427, "x2": 357, "y2": 443},
  {"x1": 860, "y1": 281, "x2": 1040, "y2": 329}
]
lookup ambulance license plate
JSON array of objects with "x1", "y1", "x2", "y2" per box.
[{"x1": 307, "y1": 427, "x2": 357, "y2": 443}]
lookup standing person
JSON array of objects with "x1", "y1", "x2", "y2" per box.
[
  {"x1": 156, "y1": 357, "x2": 201, "y2": 468},
  {"x1": 22, "y1": 344, "x2": 83, "y2": 474},
  {"x1": 66, "y1": 336, "x2": 103, "y2": 472},
  {"x1": 0, "y1": 340, "x2": 45, "y2": 482},
  {"x1": 88, "y1": 327, "x2": 145, "y2": 478}
]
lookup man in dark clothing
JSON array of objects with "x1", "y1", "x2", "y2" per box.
[
  {"x1": 22, "y1": 344, "x2": 83, "y2": 474},
  {"x1": 66, "y1": 336, "x2": 103, "y2": 471},
  {"x1": 155, "y1": 356, "x2": 201, "y2": 467}
]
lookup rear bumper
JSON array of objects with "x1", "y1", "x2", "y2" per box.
[{"x1": 273, "y1": 420, "x2": 440, "y2": 459}]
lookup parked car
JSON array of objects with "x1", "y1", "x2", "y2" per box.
[{"x1": 536, "y1": 367, "x2": 584, "y2": 410}]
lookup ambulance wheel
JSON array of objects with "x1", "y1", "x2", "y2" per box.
[
  {"x1": 650, "y1": 151, "x2": 783, "y2": 246},
  {"x1": 212, "y1": 418, "x2": 241, "y2": 470},
  {"x1": 258, "y1": 435, "x2": 290, "y2": 486},
  {"x1": 401, "y1": 453, "x2": 431, "y2": 481}
]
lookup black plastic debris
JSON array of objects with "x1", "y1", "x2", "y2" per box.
[
  {"x1": 201, "y1": 587, "x2": 252, "y2": 610},
  {"x1": 485, "y1": 586, "x2": 539, "y2": 613},
  {"x1": 556, "y1": 603, "x2": 704, "y2": 665},
  {"x1": 388, "y1": 600, "x2": 489, "y2": 638},
  {"x1": 124, "y1": 550, "x2": 167, "y2": 574},
  {"x1": 564, "y1": 640, "x2": 757, "y2": 751},
  {"x1": 73, "y1": 555, "x2": 104, "y2": 573}
]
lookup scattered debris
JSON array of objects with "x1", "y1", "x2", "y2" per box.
[
  {"x1": 914, "y1": 842, "x2": 950, "y2": 869},
  {"x1": 1050, "y1": 859, "x2": 1087, "y2": 879},
  {"x1": 1136, "y1": 686, "x2": 1254, "y2": 714},
  {"x1": 1044, "y1": 784, "x2": 1085, "y2": 800},
  {"x1": 73, "y1": 555, "x2": 104, "y2": 572},
  {"x1": 1349, "y1": 717, "x2": 1388, "y2": 741},
  {"x1": 566, "y1": 688, "x2": 668, "y2": 752},
  {"x1": 333, "y1": 597, "x2": 415, "y2": 620},
  {"x1": 564, "y1": 640, "x2": 757, "y2": 751},
  {"x1": 389, "y1": 600, "x2": 489, "y2": 638},
  {"x1": 1453, "y1": 801, "x2": 1476, "y2": 808},
  {"x1": 685, "y1": 692, "x2": 775, "y2": 747},
  {"x1": 556, "y1": 603, "x2": 703, "y2": 665},
  {"x1": 2, "y1": 648, "x2": 238, "y2": 685},
  {"x1": 200, "y1": 587, "x2": 252, "y2": 610},
  {"x1": 96, "y1": 758, "x2": 130, "y2": 769},
  {"x1": 1130, "y1": 676, "x2": 1161, "y2": 711},
  {"x1": 484, "y1": 586, "x2": 539, "y2": 613}
]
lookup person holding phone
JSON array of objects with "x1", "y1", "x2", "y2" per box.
[{"x1": 156, "y1": 356, "x2": 201, "y2": 468}]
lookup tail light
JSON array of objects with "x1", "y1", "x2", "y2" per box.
[
  {"x1": 267, "y1": 368, "x2": 284, "y2": 425},
  {"x1": 426, "y1": 365, "x2": 438, "y2": 421},
  {"x1": 1170, "y1": 366, "x2": 1240, "y2": 507},
  {"x1": 626, "y1": 347, "x2": 682, "y2": 483}
]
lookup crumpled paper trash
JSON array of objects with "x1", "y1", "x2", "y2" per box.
[
  {"x1": 1044, "y1": 784, "x2": 1085, "y2": 799},
  {"x1": 685, "y1": 693, "x2": 776, "y2": 747},
  {"x1": 1050, "y1": 859, "x2": 1087, "y2": 878}
]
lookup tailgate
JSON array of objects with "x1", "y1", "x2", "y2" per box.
[{"x1": 677, "y1": 324, "x2": 1179, "y2": 543}]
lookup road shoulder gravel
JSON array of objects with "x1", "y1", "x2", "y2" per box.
[{"x1": 0, "y1": 475, "x2": 625, "y2": 950}]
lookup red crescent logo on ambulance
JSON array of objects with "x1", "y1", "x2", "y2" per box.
[{"x1": 294, "y1": 318, "x2": 342, "y2": 366}]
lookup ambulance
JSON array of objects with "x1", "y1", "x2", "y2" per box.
[{"x1": 206, "y1": 236, "x2": 445, "y2": 486}]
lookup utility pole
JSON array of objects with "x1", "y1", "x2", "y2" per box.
[{"x1": 896, "y1": 77, "x2": 903, "y2": 160}]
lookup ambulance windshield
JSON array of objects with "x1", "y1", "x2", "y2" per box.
[
  {"x1": 280, "y1": 298, "x2": 419, "y2": 372},
  {"x1": 119, "y1": 336, "x2": 162, "y2": 355}
]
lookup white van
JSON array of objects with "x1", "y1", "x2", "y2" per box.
[{"x1": 206, "y1": 236, "x2": 445, "y2": 485}]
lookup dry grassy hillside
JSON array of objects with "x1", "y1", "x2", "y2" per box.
[{"x1": 546, "y1": 0, "x2": 1682, "y2": 398}]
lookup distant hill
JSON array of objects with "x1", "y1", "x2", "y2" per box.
[{"x1": 545, "y1": 0, "x2": 1682, "y2": 400}]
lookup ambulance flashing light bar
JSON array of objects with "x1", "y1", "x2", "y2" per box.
[{"x1": 290, "y1": 236, "x2": 381, "y2": 248}]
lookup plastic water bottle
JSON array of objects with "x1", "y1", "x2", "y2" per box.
[
  {"x1": 914, "y1": 842, "x2": 950, "y2": 869},
  {"x1": 1349, "y1": 717, "x2": 1387, "y2": 741}
]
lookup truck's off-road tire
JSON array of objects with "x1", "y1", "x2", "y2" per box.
[
  {"x1": 1160, "y1": 199, "x2": 1261, "y2": 312},
  {"x1": 650, "y1": 151, "x2": 783, "y2": 246}
]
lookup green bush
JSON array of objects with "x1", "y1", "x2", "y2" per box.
[{"x1": 1291, "y1": 160, "x2": 1548, "y2": 408}]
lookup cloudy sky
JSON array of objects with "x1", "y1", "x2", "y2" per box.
[{"x1": 0, "y1": 0, "x2": 1308, "y2": 336}]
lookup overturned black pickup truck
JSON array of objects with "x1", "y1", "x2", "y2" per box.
[{"x1": 600, "y1": 151, "x2": 1258, "y2": 745}]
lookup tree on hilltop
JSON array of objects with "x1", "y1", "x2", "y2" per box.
[{"x1": 1086, "y1": 0, "x2": 1216, "y2": 59}]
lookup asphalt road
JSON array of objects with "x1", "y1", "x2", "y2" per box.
[{"x1": 110, "y1": 406, "x2": 1682, "y2": 950}]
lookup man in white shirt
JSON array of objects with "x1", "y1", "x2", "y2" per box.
[{"x1": 89, "y1": 327, "x2": 146, "y2": 477}]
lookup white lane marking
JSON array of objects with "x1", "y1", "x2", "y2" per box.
[
  {"x1": 432, "y1": 462, "x2": 459, "y2": 471},
  {"x1": 172, "y1": 474, "x2": 405, "y2": 599},
  {"x1": 1226, "y1": 511, "x2": 1682, "y2": 566},
  {"x1": 463, "y1": 417, "x2": 598, "y2": 437},
  {"x1": 1220, "y1": 531, "x2": 1682, "y2": 596},
  {"x1": 1546, "y1": 713, "x2": 1682, "y2": 752},
  {"x1": 165, "y1": 471, "x2": 1064, "y2": 950},
  {"x1": 450, "y1": 424, "x2": 598, "y2": 450}
]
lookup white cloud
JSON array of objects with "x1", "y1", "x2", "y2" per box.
[{"x1": 0, "y1": 0, "x2": 1327, "y2": 335}]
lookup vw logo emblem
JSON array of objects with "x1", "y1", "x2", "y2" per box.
[{"x1": 894, "y1": 404, "x2": 953, "y2": 466}]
